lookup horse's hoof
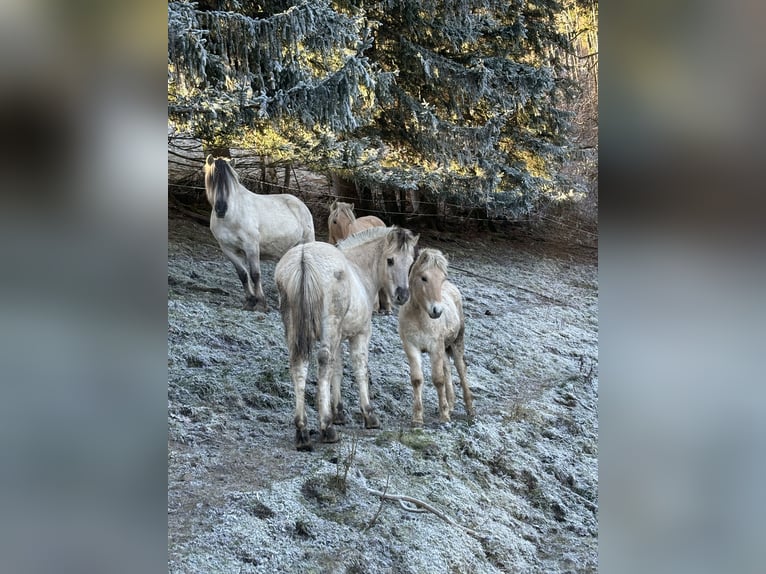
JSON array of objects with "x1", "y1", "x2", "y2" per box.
[
  {"x1": 295, "y1": 428, "x2": 312, "y2": 451},
  {"x1": 364, "y1": 413, "x2": 381, "y2": 429},
  {"x1": 320, "y1": 426, "x2": 339, "y2": 443},
  {"x1": 333, "y1": 410, "x2": 350, "y2": 425},
  {"x1": 411, "y1": 419, "x2": 424, "y2": 428},
  {"x1": 244, "y1": 297, "x2": 268, "y2": 312}
]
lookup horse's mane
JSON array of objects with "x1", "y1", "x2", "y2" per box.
[
  {"x1": 411, "y1": 248, "x2": 449, "y2": 277},
  {"x1": 336, "y1": 225, "x2": 391, "y2": 250},
  {"x1": 210, "y1": 158, "x2": 239, "y2": 190}
]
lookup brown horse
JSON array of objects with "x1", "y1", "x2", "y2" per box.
[
  {"x1": 328, "y1": 201, "x2": 391, "y2": 312},
  {"x1": 203, "y1": 155, "x2": 315, "y2": 311},
  {"x1": 398, "y1": 248, "x2": 475, "y2": 426},
  {"x1": 275, "y1": 226, "x2": 419, "y2": 450},
  {"x1": 327, "y1": 201, "x2": 385, "y2": 245}
]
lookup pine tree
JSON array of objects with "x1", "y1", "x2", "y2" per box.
[{"x1": 168, "y1": 0, "x2": 575, "y2": 220}]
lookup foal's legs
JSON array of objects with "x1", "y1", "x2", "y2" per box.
[
  {"x1": 330, "y1": 342, "x2": 349, "y2": 425},
  {"x1": 376, "y1": 289, "x2": 392, "y2": 314},
  {"x1": 430, "y1": 350, "x2": 451, "y2": 423},
  {"x1": 403, "y1": 342, "x2": 425, "y2": 427},
  {"x1": 349, "y1": 332, "x2": 380, "y2": 429},
  {"x1": 316, "y1": 318, "x2": 343, "y2": 443},
  {"x1": 290, "y1": 355, "x2": 312, "y2": 451},
  {"x1": 449, "y1": 332, "x2": 475, "y2": 417},
  {"x1": 443, "y1": 352, "x2": 456, "y2": 412}
]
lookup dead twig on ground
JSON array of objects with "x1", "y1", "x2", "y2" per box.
[
  {"x1": 366, "y1": 487, "x2": 486, "y2": 541},
  {"x1": 363, "y1": 474, "x2": 390, "y2": 531}
]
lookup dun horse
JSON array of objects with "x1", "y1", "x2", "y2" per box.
[
  {"x1": 327, "y1": 201, "x2": 385, "y2": 245},
  {"x1": 275, "y1": 226, "x2": 419, "y2": 450},
  {"x1": 203, "y1": 155, "x2": 315, "y2": 311},
  {"x1": 398, "y1": 248, "x2": 475, "y2": 426},
  {"x1": 328, "y1": 201, "x2": 390, "y2": 312}
]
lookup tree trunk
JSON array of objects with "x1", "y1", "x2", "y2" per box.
[
  {"x1": 203, "y1": 144, "x2": 230, "y2": 158},
  {"x1": 382, "y1": 186, "x2": 404, "y2": 226},
  {"x1": 331, "y1": 172, "x2": 358, "y2": 206}
]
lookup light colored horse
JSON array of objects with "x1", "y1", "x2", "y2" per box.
[
  {"x1": 328, "y1": 201, "x2": 390, "y2": 312},
  {"x1": 328, "y1": 201, "x2": 385, "y2": 245},
  {"x1": 203, "y1": 155, "x2": 315, "y2": 311},
  {"x1": 398, "y1": 248, "x2": 475, "y2": 426},
  {"x1": 275, "y1": 226, "x2": 420, "y2": 450}
]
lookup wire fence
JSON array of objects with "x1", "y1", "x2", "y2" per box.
[{"x1": 167, "y1": 141, "x2": 598, "y2": 242}]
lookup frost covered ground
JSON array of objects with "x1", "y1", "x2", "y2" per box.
[{"x1": 168, "y1": 204, "x2": 598, "y2": 573}]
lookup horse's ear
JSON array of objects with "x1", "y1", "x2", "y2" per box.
[
  {"x1": 205, "y1": 154, "x2": 215, "y2": 166},
  {"x1": 330, "y1": 200, "x2": 337, "y2": 211},
  {"x1": 229, "y1": 157, "x2": 237, "y2": 168}
]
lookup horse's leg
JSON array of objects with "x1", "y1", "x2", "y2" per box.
[
  {"x1": 220, "y1": 246, "x2": 257, "y2": 309},
  {"x1": 443, "y1": 349, "x2": 456, "y2": 412},
  {"x1": 316, "y1": 322, "x2": 343, "y2": 443},
  {"x1": 376, "y1": 289, "x2": 391, "y2": 314},
  {"x1": 349, "y1": 332, "x2": 380, "y2": 429},
  {"x1": 403, "y1": 342, "x2": 425, "y2": 427},
  {"x1": 331, "y1": 341, "x2": 349, "y2": 425},
  {"x1": 431, "y1": 350, "x2": 451, "y2": 423},
  {"x1": 451, "y1": 335, "x2": 475, "y2": 417},
  {"x1": 245, "y1": 246, "x2": 268, "y2": 312},
  {"x1": 290, "y1": 355, "x2": 312, "y2": 451}
]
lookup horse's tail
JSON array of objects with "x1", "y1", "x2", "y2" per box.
[{"x1": 278, "y1": 245, "x2": 322, "y2": 362}]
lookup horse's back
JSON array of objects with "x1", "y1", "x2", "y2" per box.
[
  {"x1": 245, "y1": 192, "x2": 315, "y2": 255},
  {"x1": 276, "y1": 241, "x2": 371, "y2": 343},
  {"x1": 348, "y1": 215, "x2": 385, "y2": 235}
]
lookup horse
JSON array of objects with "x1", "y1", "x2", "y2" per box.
[
  {"x1": 203, "y1": 155, "x2": 315, "y2": 312},
  {"x1": 275, "y1": 226, "x2": 420, "y2": 450},
  {"x1": 327, "y1": 201, "x2": 386, "y2": 245},
  {"x1": 327, "y1": 201, "x2": 390, "y2": 312},
  {"x1": 398, "y1": 248, "x2": 475, "y2": 426}
]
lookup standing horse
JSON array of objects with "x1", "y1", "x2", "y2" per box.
[
  {"x1": 328, "y1": 201, "x2": 390, "y2": 313},
  {"x1": 398, "y1": 248, "x2": 475, "y2": 426},
  {"x1": 328, "y1": 201, "x2": 385, "y2": 245},
  {"x1": 203, "y1": 155, "x2": 315, "y2": 311},
  {"x1": 275, "y1": 226, "x2": 419, "y2": 450}
]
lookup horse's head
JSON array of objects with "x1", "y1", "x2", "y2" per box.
[
  {"x1": 379, "y1": 227, "x2": 419, "y2": 306},
  {"x1": 203, "y1": 155, "x2": 238, "y2": 218},
  {"x1": 409, "y1": 248, "x2": 449, "y2": 319},
  {"x1": 329, "y1": 201, "x2": 355, "y2": 242}
]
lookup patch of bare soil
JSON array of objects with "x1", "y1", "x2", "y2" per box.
[{"x1": 168, "y1": 204, "x2": 598, "y2": 573}]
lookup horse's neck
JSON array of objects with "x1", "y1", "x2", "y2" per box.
[
  {"x1": 227, "y1": 182, "x2": 248, "y2": 202},
  {"x1": 343, "y1": 243, "x2": 381, "y2": 302}
]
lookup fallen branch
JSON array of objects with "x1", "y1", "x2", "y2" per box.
[
  {"x1": 366, "y1": 488, "x2": 485, "y2": 540},
  {"x1": 363, "y1": 475, "x2": 390, "y2": 531}
]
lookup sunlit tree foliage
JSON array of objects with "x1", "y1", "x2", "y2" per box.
[{"x1": 168, "y1": 0, "x2": 579, "y2": 219}]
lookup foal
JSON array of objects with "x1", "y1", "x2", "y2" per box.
[{"x1": 398, "y1": 248, "x2": 475, "y2": 426}]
